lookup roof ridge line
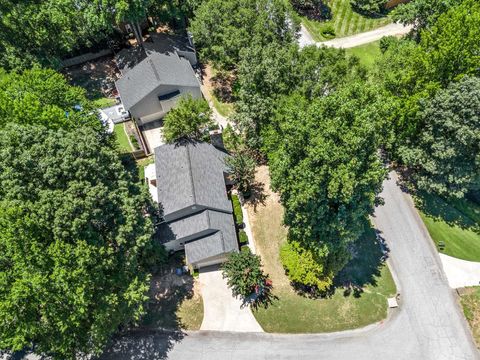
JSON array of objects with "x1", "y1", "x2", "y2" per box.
[{"x1": 186, "y1": 145, "x2": 197, "y2": 205}]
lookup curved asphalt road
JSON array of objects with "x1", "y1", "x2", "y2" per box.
[{"x1": 103, "y1": 172, "x2": 478, "y2": 360}]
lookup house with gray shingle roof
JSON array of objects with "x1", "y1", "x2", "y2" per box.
[
  {"x1": 145, "y1": 140, "x2": 239, "y2": 269},
  {"x1": 115, "y1": 49, "x2": 201, "y2": 127}
]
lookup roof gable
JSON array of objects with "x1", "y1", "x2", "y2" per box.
[{"x1": 115, "y1": 52, "x2": 199, "y2": 111}]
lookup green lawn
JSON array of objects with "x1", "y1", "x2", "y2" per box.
[
  {"x1": 345, "y1": 40, "x2": 381, "y2": 68},
  {"x1": 114, "y1": 123, "x2": 133, "y2": 153},
  {"x1": 301, "y1": 0, "x2": 391, "y2": 41},
  {"x1": 92, "y1": 97, "x2": 116, "y2": 109},
  {"x1": 460, "y1": 287, "x2": 480, "y2": 347},
  {"x1": 246, "y1": 166, "x2": 396, "y2": 333},
  {"x1": 417, "y1": 193, "x2": 480, "y2": 261},
  {"x1": 137, "y1": 156, "x2": 154, "y2": 181},
  {"x1": 212, "y1": 94, "x2": 234, "y2": 117}
]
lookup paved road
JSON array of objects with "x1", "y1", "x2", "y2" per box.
[
  {"x1": 299, "y1": 23, "x2": 412, "y2": 48},
  {"x1": 103, "y1": 171, "x2": 478, "y2": 360}
]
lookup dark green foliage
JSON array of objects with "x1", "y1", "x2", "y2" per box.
[
  {"x1": 264, "y1": 83, "x2": 387, "y2": 286},
  {"x1": 162, "y1": 96, "x2": 213, "y2": 143},
  {"x1": 0, "y1": 68, "x2": 101, "y2": 131},
  {"x1": 222, "y1": 250, "x2": 272, "y2": 307},
  {"x1": 400, "y1": 76, "x2": 480, "y2": 198},
  {"x1": 0, "y1": 124, "x2": 162, "y2": 358},
  {"x1": 392, "y1": 0, "x2": 460, "y2": 34},
  {"x1": 234, "y1": 43, "x2": 365, "y2": 148},
  {"x1": 375, "y1": 0, "x2": 480, "y2": 198},
  {"x1": 225, "y1": 152, "x2": 256, "y2": 193},
  {"x1": 350, "y1": 0, "x2": 387, "y2": 16},
  {"x1": 239, "y1": 230, "x2": 249, "y2": 245},
  {"x1": 231, "y1": 195, "x2": 244, "y2": 224},
  {"x1": 189, "y1": 0, "x2": 299, "y2": 69}
]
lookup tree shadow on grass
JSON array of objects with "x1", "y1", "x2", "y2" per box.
[
  {"x1": 243, "y1": 181, "x2": 268, "y2": 211},
  {"x1": 415, "y1": 191, "x2": 480, "y2": 232},
  {"x1": 333, "y1": 225, "x2": 390, "y2": 298}
]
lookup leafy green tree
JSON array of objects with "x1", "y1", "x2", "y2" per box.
[
  {"x1": 265, "y1": 84, "x2": 387, "y2": 286},
  {"x1": 400, "y1": 76, "x2": 480, "y2": 198},
  {"x1": 225, "y1": 152, "x2": 256, "y2": 193},
  {"x1": 0, "y1": 68, "x2": 101, "y2": 131},
  {"x1": 280, "y1": 240, "x2": 333, "y2": 292},
  {"x1": 189, "y1": 0, "x2": 299, "y2": 69},
  {"x1": 392, "y1": 0, "x2": 460, "y2": 35},
  {"x1": 222, "y1": 250, "x2": 272, "y2": 307},
  {"x1": 162, "y1": 95, "x2": 213, "y2": 143},
  {"x1": 234, "y1": 42, "x2": 365, "y2": 148},
  {"x1": 0, "y1": 124, "x2": 162, "y2": 359},
  {"x1": 350, "y1": 0, "x2": 387, "y2": 16},
  {"x1": 0, "y1": 1, "x2": 114, "y2": 69}
]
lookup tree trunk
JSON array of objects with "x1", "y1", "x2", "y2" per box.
[{"x1": 131, "y1": 21, "x2": 143, "y2": 45}]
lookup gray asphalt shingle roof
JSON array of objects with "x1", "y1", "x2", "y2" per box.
[
  {"x1": 155, "y1": 141, "x2": 238, "y2": 265},
  {"x1": 155, "y1": 142, "x2": 231, "y2": 220},
  {"x1": 184, "y1": 232, "x2": 226, "y2": 264},
  {"x1": 115, "y1": 52, "x2": 199, "y2": 111}
]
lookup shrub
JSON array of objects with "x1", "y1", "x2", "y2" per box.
[
  {"x1": 280, "y1": 240, "x2": 333, "y2": 292},
  {"x1": 225, "y1": 152, "x2": 256, "y2": 193},
  {"x1": 350, "y1": 0, "x2": 387, "y2": 16},
  {"x1": 231, "y1": 194, "x2": 244, "y2": 223},
  {"x1": 222, "y1": 251, "x2": 272, "y2": 308},
  {"x1": 239, "y1": 230, "x2": 248, "y2": 245},
  {"x1": 320, "y1": 24, "x2": 335, "y2": 39}
]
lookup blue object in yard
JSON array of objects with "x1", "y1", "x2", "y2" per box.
[
  {"x1": 74, "y1": 104, "x2": 83, "y2": 111},
  {"x1": 176, "y1": 268, "x2": 183, "y2": 276}
]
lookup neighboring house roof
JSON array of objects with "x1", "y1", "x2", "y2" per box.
[
  {"x1": 115, "y1": 33, "x2": 194, "y2": 75},
  {"x1": 155, "y1": 142, "x2": 231, "y2": 221},
  {"x1": 115, "y1": 52, "x2": 199, "y2": 111},
  {"x1": 154, "y1": 141, "x2": 238, "y2": 266}
]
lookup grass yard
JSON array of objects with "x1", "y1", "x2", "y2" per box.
[
  {"x1": 212, "y1": 94, "x2": 234, "y2": 117},
  {"x1": 460, "y1": 287, "x2": 480, "y2": 347},
  {"x1": 301, "y1": 0, "x2": 391, "y2": 41},
  {"x1": 416, "y1": 192, "x2": 480, "y2": 261},
  {"x1": 114, "y1": 123, "x2": 133, "y2": 153},
  {"x1": 137, "y1": 156, "x2": 155, "y2": 181},
  {"x1": 246, "y1": 166, "x2": 396, "y2": 333},
  {"x1": 345, "y1": 40, "x2": 381, "y2": 68},
  {"x1": 92, "y1": 97, "x2": 116, "y2": 109}
]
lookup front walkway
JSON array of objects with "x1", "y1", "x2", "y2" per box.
[
  {"x1": 440, "y1": 254, "x2": 480, "y2": 288},
  {"x1": 199, "y1": 266, "x2": 263, "y2": 332}
]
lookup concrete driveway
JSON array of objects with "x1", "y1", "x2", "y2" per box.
[
  {"x1": 102, "y1": 171, "x2": 478, "y2": 359},
  {"x1": 198, "y1": 266, "x2": 263, "y2": 332}
]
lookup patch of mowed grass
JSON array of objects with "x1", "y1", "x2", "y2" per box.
[
  {"x1": 345, "y1": 40, "x2": 381, "y2": 68},
  {"x1": 246, "y1": 166, "x2": 396, "y2": 333},
  {"x1": 416, "y1": 192, "x2": 480, "y2": 262},
  {"x1": 460, "y1": 287, "x2": 480, "y2": 346},
  {"x1": 301, "y1": 0, "x2": 391, "y2": 41},
  {"x1": 114, "y1": 123, "x2": 133, "y2": 153}
]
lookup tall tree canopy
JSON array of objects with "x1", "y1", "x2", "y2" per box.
[
  {"x1": 392, "y1": 0, "x2": 460, "y2": 35},
  {"x1": 375, "y1": 0, "x2": 480, "y2": 198},
  {"x1": 0, "y1": 124, "x2": 161, "y2": 358},
  {"x1": 189, "y1": 0, "x2": 299, "y2": 69},
  {"x1": 0, "y1": 68, "x2": 101, "y2": 131},
  {"x1": 400, "y1": 76, "x2": 480, "y2": 198},
  {"x1": 264, "y1": 84, "x2": 387, "y2": 287},
  {"x1": 234, "y1": 43, "x2": 366, "y2": 148}
]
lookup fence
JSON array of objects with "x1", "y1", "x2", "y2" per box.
[{"x1": 61, "y1": 49, "x2": 113, "y2": 68}]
